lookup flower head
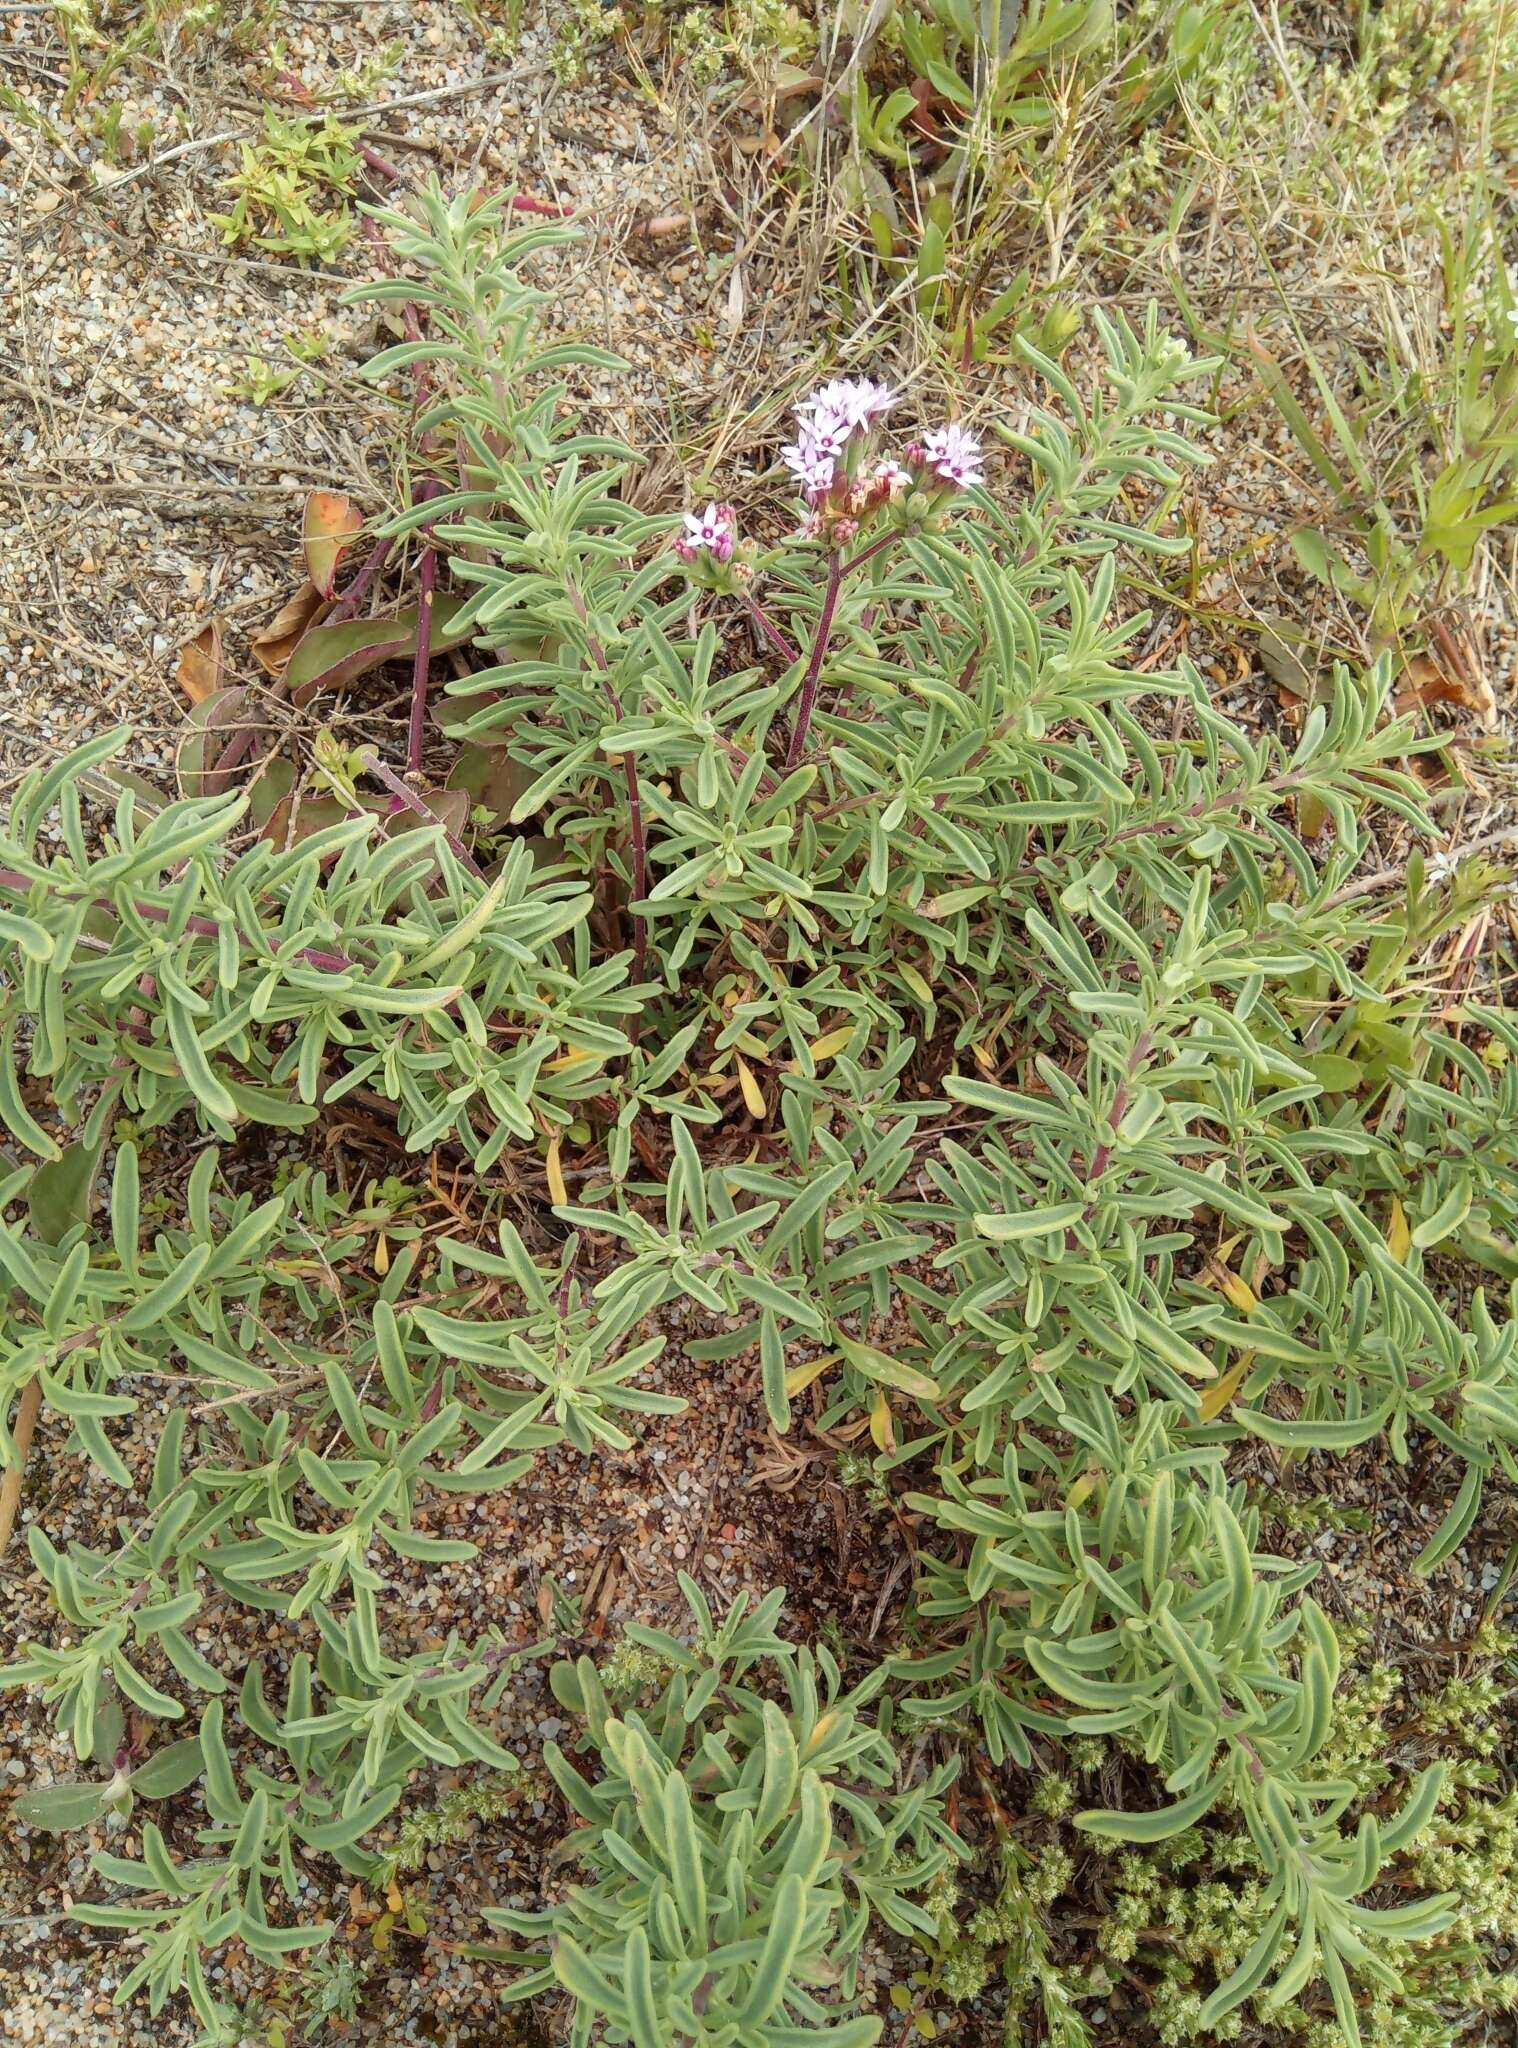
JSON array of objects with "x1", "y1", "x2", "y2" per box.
[
  {"x1": 873, "y1": 458, "x2": 911, "y2": 500},
  {"x1": 921, "y1": 424, "x2": 985, "y2": 490},
  {"x1": 799, "y1": 376, "x2": 895, "y2": 435}
]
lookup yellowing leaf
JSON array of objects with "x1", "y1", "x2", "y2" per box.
[
  {"x1": 1387, "y1": 1197, "x2": 1412, "y2": 1263},
  {"x1": 545, "y1": 1139, "x2": 568, "y2": 1207},
  {"x1": 971, "y1": 1040, "x2": 995, "y2": 1071},
  {"x1": 784, "y1": 1352, "x2": 839, "y2": 1398},
  {"x1": 837, "y1": 1334, "x2": 941, "y2": 1401},
  {"x1": 251, "y1": 581, "x2": 327, "y2": 675},
  {"x1": 1067, "y1": 1468, "x2": 1099, "y2": 1509},
  {"x1": 809, "y1": 1026, "x2": 855, "y2": 1064},
  {"x1": 1206, "y1": 1257, "x2": 1257, "y2": 1314},
  {"x1": 1296, "y1": 791, "x2": 1330, "y2": 841},
  {"x1": 373, "y1": 1232, "x2": 390, "y2": 1277},
  {"x1": 869, "y1": 1388, "x2": 895, "y2": 1453},
  {"x1": 803, "y1": 1711, "x2": 838, "y2": 1756},
  {"x1": 176, "y1": 618, "x2": 225, "y2": 704},
  {"x1": 1198, "y1": 1353, "x2": 1254, "y2": 1423},
  {"x1": 899, "y1": 962, "x2": 935, "y2": 1007},
  {"x1": 736, "y1": 1056, "x2": 767, "y2": 1118}
]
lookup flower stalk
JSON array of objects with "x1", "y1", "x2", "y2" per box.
[{"x1": 784, "y1": 549, "x2": 844, "y2": 769}]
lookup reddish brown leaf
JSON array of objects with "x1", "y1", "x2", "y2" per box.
[
  {"x1": 176, "y1": 619, "x2": 224, "y2": 705},
  {"x1": 446, "y1": 742, "x2": 535, "y2": 827},
  {"x1": 384, "y1": 786, "x2": 471, "y2": 845},
  {"x1": 285, "y1": 595, "x2": 474, "y2": 709},
  {"x1": 907, "y1": 77, "x2": 945, "y2": 142},
  {"x1": 260, "y1": 790, "x2": 364, "y2": 850},
  {"x1": 303, "y1": 491, "x2": 363, "y2": 598}
]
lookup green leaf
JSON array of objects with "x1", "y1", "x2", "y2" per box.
[
  {"x1": 11, "y1": 1780, "x2": 110, "y2": 1831},
  {"x1": 973, "y1": 1200, "x2": 1086, "y2": 1240},
  {"x1": 735, "y1": 1872, "x2": 807, "y2": 2028},
  {"x1": 1234, "y1": 1403, "x2": 1390, "y2": 1451},
  {"x1": 128, "y1": 1738, "x2": 206, "y2": 1801},
  {"x1": 26, "y1": 1132, "x2": 109, "y2": 1246},
  {"x1": 1077, "y1": 1773, "x2": 1224, "y2": 1842},
  {"x1": 1411, "y1": 1179, "x2": 1472, "y2": 1250},
  {"x1": 662, "y1": 1767, "x2": 708, "y2": 1939},
  {"x1": 624, "y1": 1927, "x2": 662, "y2": 2048},
  {"x1": 552, "y1": 1935, "x2": 632, "y2": 2024}
]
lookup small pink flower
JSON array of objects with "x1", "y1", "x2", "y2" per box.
[
  {"x1": 805, "y1": 415, "x2": 849, "y2": 462},
  {"x1": 874, "y1": 458, "x2": 911, "y2": 499},
  {"x1": 781, "y1": 434, "x2": 839, "y2": 501},
  {"x1": 672, "y1": 535, "x2": 699, "y2": 564},
  {"x1": 922, "y1": 424, "x2": 985, "y2": 489},
  {"x1": 683, "y1": 501, "x2": 736, "y2": 552}
]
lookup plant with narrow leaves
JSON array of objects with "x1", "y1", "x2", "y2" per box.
[
  {"x1": 900, "y1": 1396, "x2": 1457, "y2": 2033},
  {"x1": 0, "y1": 743, "x2": 640, "y2": 1167},
  {"x1": 11, "y1": 1682, "x2": 205, "y2": 1834},
  {"x1": 486, "y1": 1580, "x2": 961, "y2": 2045},
  {"x1": 5, "y1": 176, "x2": 1518, "y2": 2048}
]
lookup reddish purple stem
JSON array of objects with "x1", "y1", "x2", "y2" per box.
[
  {"x1": 744, "y1": 594, "x2": 800, "y2": 665},
  {"x1": 840, "y1": 531, "x2": 898, "y2": 581},
  {"x1": 406, "y1": 484, "x2": 441, "y2": 778},
  {"x1": 784, "y1": 551, "x2": 843, "y2": 770},
  {"x1": 357, "y1": 138, "x2": 572, "y2": 216},
  {"x1": 325, "y1": 533, "x2": 394, "y2": 625},
  {"x1": 357, "y1": 141, "x2": 407, "y2": 186}
]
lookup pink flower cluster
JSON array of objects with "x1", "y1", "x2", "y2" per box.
[
  {"x1": 780, "y1": 376, "x2": 896, "y2": 503},
  {"x1": 921, "y1": 424, "x2": 985, "y2": 490},
  {"x1": 672, "y1": 376, "x2": 986, "y2": 567},
  {"x1": 779, "y1": 375, "x2": 985, "y2": 516}
]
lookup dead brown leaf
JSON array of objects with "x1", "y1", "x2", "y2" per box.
[
  {"x1": 176, "y1": 618, "x2": 224, "y2": 704},
  {"x1": 1394, "y1": 650, "x2": 1497, "y2": 728},
  {"x1": 251, "y1": 581, "x2": 329, "y2": 675}
]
